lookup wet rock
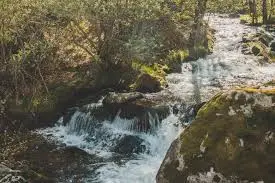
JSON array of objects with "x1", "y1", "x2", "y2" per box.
[
  {"x1": 172, "y1": 103, "x2": 186, "y2": 115},
  {"x1": 242, "y1": 34, "x2": 254, "y2": 43},
  {"x1": 270, "y1": 51, "x2": 275, "y2": 58},
  {"x1": 157, "y1": 88, "x2": 275, "y2": 183},
  {"x1": 251, "y1": 45, "x2": 261, "y2": 55},
  {"x1": 1, "y1": 132, "x2": 101, "y2": 183},
  {"x1": 61, "y1": 92, "x2": 171, "y2": 134},
  {"x1": 241, "y1": 31, "x2": 275, "y2": 62},
  {"x1": 213, "y1": 174, "x2": 221, "y2": 182},
  {"x1": 103, "y1": 92, "x2": 144, "y2": 105},
  {"x1": 112, "y1": 135, "x2": 146, "y2": 155},
  {"x1": 134, "y1": 73, "x2": 162, "y2": 93},
  {"x1": 270, "y1": 41, "x2": 275, "y2": 51},
  {"x1": 177, "y1": 102, "x2": 206, "y2": 124},
  {"x1": 100, "y1": 92, "x2": 170, "y2": 132},
  {"x1": 168, "y1": 62, "x2": 182, "y2": 73},
  {"x1": 259, "y1": 34, "x2": 273, "y2": 46}
]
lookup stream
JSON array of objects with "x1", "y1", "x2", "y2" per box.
[{"x1": 38, "y1": 16, "x2": 275, "y2": 183}]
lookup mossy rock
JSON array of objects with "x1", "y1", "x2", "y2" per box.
[
  {"x1": 251, "y1": 45, "x2": 261, "y2": 56},
  {"x1": 157, "y1": 87, "x2": 275, "y2": 183},
  {"x1": 241, "y1": 34, "x2": 274, "y2": 63},
  {"x1": 264, "y1": 80, "x2": 275, "y2": 87},
  {"x1": 131, "y1": 73, "x2": 162, "y2": 93},
  {"x1": 166, "y1": 49, "x2": 189, "y2": 73},
  {"x1": 131, "y1": 62, "x2": 168, "y2": 89},
  {"x1": 258, "y1": 34, "x2": 273, "y2": 46}
]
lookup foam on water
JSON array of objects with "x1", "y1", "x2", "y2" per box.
[
  {"x1": 38, "y1": 110, "x2": 181, "y2": 182},
  {"x1": 92, "y1": 114, "x2": 181, "y2": 183}
]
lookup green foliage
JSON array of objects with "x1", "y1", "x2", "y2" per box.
[
  {"x1": 207, "y1": 0, "x2": 247, "y2": 14},
  {"x1": 0, "y1": 0, "x2": 210, "y2": 119},
  {"x1": 208, "y1": 0, "x2": 274, "y2": 26},
  {"x1": 131, "y1": 61, "x2": 168, "y2": 87},
  {"x1": 167, "y1": 49, "x2": 189, "y2": 63},
  {"x1": 240, "y1": 14, "x2": 263, "y2": 25}
]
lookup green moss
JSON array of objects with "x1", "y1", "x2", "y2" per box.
[
  {"x1": 172, "y1": 88, "x2": 275, "y2": 181},
  {"x1": 131, "y1": 61, "x2": 168, "y2": 89},
  {"x1": 264, "y1": 80, "x2": 275, "y2": 87},
  {"x1": 244, "y1": 37, "x2": 274, "y2": 62},
  {"x1": 195, "y1": 45, "x2": 209, "y2": 58},
  {"x1": 167, "y1": 49, "x2": 189, "y2": 63},
  {"x1": 236, "y1": 88, "x2": 275, "y2": 95},
  {"x1": 196, "y1": 92, "x2": 225, "y2": 118}
]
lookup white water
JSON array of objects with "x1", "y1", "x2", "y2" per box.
[
  {"x1": 38, "y1": 16, "x2": 275, "y2": 183},
  {"x1": 39, "y1": 108, "x2": 181, "y2": 183},
  {"x1": 167, "y1": 16, "x2": 275, "y2": 103}
]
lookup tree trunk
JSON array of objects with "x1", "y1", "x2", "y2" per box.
[
  {"x1": 270, "y1": 0, "x2": 274, "y2": 21},
  {"x1": 189, "y1": 0, "x2": 208, "y2": 58},
  {"x1": 262, "y1": 0, "x2": 267, "y2": 24},
  {"x1": 249, "y1": 0, "x2": 256, "y2": 25},
  {"x1": 252, "y1": 0, "x2": 257, "y2": 25}
]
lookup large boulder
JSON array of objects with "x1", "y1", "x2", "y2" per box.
[{"x1": 157, "y1": 88, "x2": 275, "y2": 183}]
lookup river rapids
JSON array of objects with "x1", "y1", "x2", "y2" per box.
[{"x1": 38, "y1": 16, "x2": 275, "y2": 183}]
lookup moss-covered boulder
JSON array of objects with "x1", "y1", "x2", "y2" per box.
[
  {"x1": 133, "y1": 73, "x2": 162, "y2": 93},
  {"x1": 251, "y1": 45, "x2": 262, "y2": 55},
  {"x1": 157, "y1": 87, "x2": 275, "y2": 183},
  {"x1": 241, "y1": 32, "x2": 275, "y2": 62}
]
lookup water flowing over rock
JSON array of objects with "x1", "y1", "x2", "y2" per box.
[
  {"x1": 103, "y1": 92, "x2": 144, "y2": 105},
  {"x1": 33, "y1": 16, "x2": 275, "y2": 183},
  {"x1": 157, "y1": 88, "x2": 275, "y2": 183}
]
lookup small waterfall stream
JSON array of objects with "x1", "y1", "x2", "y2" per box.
[{"x1": 38, "y1": 16, "x2": 275, "y2": 183}]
